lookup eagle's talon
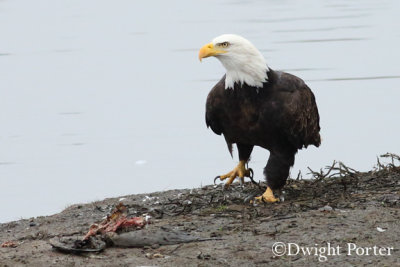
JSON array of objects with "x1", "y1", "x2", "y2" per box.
[
  {"x1": 215, "y1": 160, "x2": 252, "y2": 188},
  {"x1": 252, "y1": 187, "x2": 279, "y2": 204},
  {"x1": 214, "y1": 176, "x2": 221, "y2": 184},
  {"x1": 248, "y1": 168, "x2": 254, "y2": 179}
]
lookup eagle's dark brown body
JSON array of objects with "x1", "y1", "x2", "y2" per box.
[{"x1": 206, "y1": 69, "x2": 321, "y2": 189}]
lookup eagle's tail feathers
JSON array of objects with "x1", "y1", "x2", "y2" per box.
[{"x1": 223, "y1": 135, "x2": 233, "y2": 158}]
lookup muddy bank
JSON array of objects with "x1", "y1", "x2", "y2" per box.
[{"x1": 1, "y1": 157, "x2": 399, "y2": 266}]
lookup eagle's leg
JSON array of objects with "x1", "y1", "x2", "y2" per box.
[
  {"x1": 252, "y1": 150, "x2": 295, "y2": 204},
  {"x1": 215, "y1": 144, "x2": 253, "y2": 188}
]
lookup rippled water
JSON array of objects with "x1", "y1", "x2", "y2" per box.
[{"x1": 1, "y1": 0, "x2": 399, "y2": 222}]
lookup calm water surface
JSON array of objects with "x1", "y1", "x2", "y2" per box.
[{"x1": 1, "y1": 0, "x2": 399, "y2": 222}]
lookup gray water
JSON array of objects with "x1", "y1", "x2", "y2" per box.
[{"x1": 0, "y1": 0, "x2": 399, "y2": 223}]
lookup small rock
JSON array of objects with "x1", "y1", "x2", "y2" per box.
[
  {"x1": 145, "y1": 252, "x2": 165, "y2": 259},
  {"x1": 151, "y1": 243, "x2": 160, "y2": 249},
  {"x1": 197, "y1": 252, "x2": 211, "y2": 260},
  {"x1": 318, "y1": 205, "x2": 333, "y2": 212},
  {"x1": 183, "y1": 200, "x2": 192, "y2": 205}
]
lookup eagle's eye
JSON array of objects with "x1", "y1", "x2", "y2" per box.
[{"x1": 219, "y1": 42, "x2": 230, "y2": 48}]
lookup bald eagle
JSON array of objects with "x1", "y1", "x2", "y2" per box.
[{"x1": 199, "y1": 34, "x2": 321, "y2": 203}]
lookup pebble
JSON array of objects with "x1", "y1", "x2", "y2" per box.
[{"x1": 318, "y1": 205, "x2": 333, "y2": 212}]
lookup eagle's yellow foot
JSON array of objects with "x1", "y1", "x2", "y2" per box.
[
  {"x1": 252, "y1": 187, "x2": 279, "y2": 203},
  {"x1": 214, "y1": 160, "x2": 252, "y2": 188}
]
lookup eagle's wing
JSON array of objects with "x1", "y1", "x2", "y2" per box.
[
  {"x1": 205, "y1": 75, "x2": 234, "y2": 155},
  {"x1": 271, "y1": 74, "x2": 321, "y2": 149},
  {"x1": 205, "y1": 76, "x2": 225, "y2": 135}
]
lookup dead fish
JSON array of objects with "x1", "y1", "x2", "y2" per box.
[
  {"x1": 49, "y1": 228, "x2": 221, "y2": 254},
  {"x1": 108, "y1": 228, "x2": 220, "y2": 248}
]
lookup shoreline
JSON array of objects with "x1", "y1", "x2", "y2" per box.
[{"x1": 1, "y1": 160, "x2": 399, "y2": 266}]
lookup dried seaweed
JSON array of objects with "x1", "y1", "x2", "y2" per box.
[
  {"x1": 374, "y1": 153, "x2": 400, "y2": 171},
  {"x1": 307, "y1": 160, "x2": 360, "y2": 190},
  {"x1": 157, "y1": 153, "x2": 400, "y2": 217}
]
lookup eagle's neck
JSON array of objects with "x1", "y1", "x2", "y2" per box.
[{"x1": 219, "y1": 51, "x2": 269, "y2": 89}]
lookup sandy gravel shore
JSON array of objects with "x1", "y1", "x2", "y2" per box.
[{"x1": 1, "y1": 159, "x2": 399, "y2": 266}]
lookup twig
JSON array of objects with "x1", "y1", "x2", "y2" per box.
[
  {"x1": 168, "y1": 243, "x2": 184, "y2": 254},
  {"x1": 296, "y1": 170, "x2": 302, "y2": 181},
  {"x1": 380, "y1": 153, "x2": 400, "y2": 169},
  {"x1": 308, "y1": 160, "x2": 337, "y2": 183}
]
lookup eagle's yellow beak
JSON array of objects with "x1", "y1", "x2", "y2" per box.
[{"x1": 198, "y1": 42, "x2": 227, "y2": 62}]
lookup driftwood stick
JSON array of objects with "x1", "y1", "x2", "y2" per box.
[{"x1": 380, "y1": 153, "x2": 400, "y2": 168}]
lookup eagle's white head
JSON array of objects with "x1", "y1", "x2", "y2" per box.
[{"x1": 199, "y1": 34, "x2": 269, "y2": 89}]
